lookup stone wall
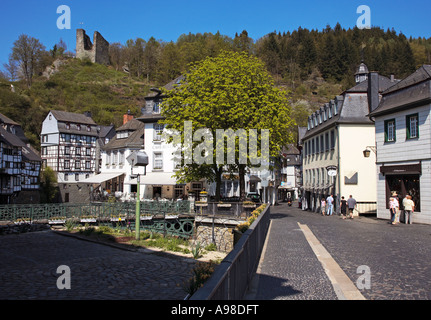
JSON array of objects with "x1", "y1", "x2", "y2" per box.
[
  {"x1": 195, "y1": 225, "x2": 235, "y2": 252},
  {"x1": 76, "y1": 29, "x2": 110, "y2": 65}
]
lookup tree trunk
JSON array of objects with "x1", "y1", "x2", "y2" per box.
[
  {"x1": 214, "y1": 165, "x2": 222, "y2": 202},
  {"x1": 238, "y1": 164, "x2": 246, "y2": 201}
]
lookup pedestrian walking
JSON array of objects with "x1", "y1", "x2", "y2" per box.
[
  {"x1": 326, "y1": 194, "x2": 334, "y2": 216},
  {"x1": 402, "y1": 195, "x2": 415, "y2": 224},
  {"x1": 321, "y1": 198, "x2": 326, "y2": 216},
  {"x1": 391, "y1": 192, "x2": 400, "y2": 224},
  {"x1": 347, "y1": 195, "x2": 357, "y2": 219},
  {"x1": 389, "y1": 196, "x2": 399, "y2": 225},
  {"x1": 340, "y1": 196, "x2": 348, "y2": 219}
]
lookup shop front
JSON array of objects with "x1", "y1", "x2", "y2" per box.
[{"x1": 380, "y1": 163, "x2": 421, "y2": 213}]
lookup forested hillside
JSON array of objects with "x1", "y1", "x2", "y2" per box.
[{"x1": 1, "y1": 24, "x2": 430, "y2": 150}]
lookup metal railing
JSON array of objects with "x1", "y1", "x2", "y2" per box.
[
  {"x1": 189, "y1": 204, "x2": 271, "y2": 300},
  {"x1": 194, "y1": 202, "x2": 259, "y2": 217},
  {"x1": 0, "y1": 201, "x2": 191, "y2": 225}
]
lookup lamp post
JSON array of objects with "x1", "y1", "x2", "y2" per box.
[
  {"x1": 135, "y1": 173, "x2": 141, "y2": 240},
  {"x1": 127, "y1": 151, "x2": 149, "y2": 240}
]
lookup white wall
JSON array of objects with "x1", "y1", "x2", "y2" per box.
[{"x1": 338, "y1": 124, "x2": 377, "y2": 202}]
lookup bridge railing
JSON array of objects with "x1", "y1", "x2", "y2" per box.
[
  {"x1": 0, "y1": 201, "x2": 191, "y2": 225},
  {"x1": 189, "y1": 204, "x2": 271, "y2": 300}
]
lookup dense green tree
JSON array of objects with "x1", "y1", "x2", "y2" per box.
[
  {"x1": 161, "y1": 51, "x2": 294, "y2": 200},
  {"x1": 40, "y1": 166, "x2": 58, "y2": 203}
]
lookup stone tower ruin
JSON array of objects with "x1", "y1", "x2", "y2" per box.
[{"x1": 76, "y1": 29, "x2": 110, "y2": 65}]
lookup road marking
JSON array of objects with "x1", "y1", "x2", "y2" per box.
[{"x1": 298, "y1": 222, "x2": 366, "y2": 300}]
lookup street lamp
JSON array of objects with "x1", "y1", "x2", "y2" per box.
[
  {"x1": 363, "y1": 146, "x2": 377, "y2": 158},
  {"x1": 127, "y1": 151, "x2": 149, "y2": 240}
]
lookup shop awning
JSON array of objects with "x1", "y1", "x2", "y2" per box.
[
  {"x1": 79, "y1": 172, "x2": 124, "y2": 184},
  {"x1": 125, "y1": 172, "x2": 177, "y2": 186},
  {"x1": 380, "y1": 163, "x2": 421, "y2": 175}
]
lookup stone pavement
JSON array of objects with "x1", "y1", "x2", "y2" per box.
[
  {"x1": 245, "y1": 202, "x2": 431, "y2": 300},
  {"x1": 0, "y1": 231, "x2": 197, "y2": 300}
]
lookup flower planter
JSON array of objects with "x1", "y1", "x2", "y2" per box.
[
  {"x1": 195, "y1": 203, "x2": 208, "y2": 207},
  {"x1": 80, "y1": 218, "x2": 97, "y2": 223},
  {"x1": 165, "y1": 215, "x2": 179, "y2": 220},
  {"x1": 14, "y1": 219, "x2": 32, "y2": 225},
  {"x1": 217, "y1": 204, "x2": 232, "y2": 208},
  {"x1": 110, "y1": 217, "x2": 127, "y2": 222},
  {"x1": 49, "y1": 219, "x2": 66, "y2": 225},
  {"x1": 140, "y1": 216, "x2": 153, "y2": 221}
]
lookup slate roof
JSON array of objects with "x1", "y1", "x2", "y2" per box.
[
  {"x1": 145, "y1": 75, "x2": 185, "y2": 98},
  {"x1": 346, "y1": 74, "x2": 397, "y2": 93},
  {"x1": 0, "y1": 127, "x2": 41, "y2": 162},
  {"x1": 303, "y1": 73, "x2": 396, "y2": 140},
  {"x1": 51, "y1": 110, "x2": 97, "y2": 125},
  {"x1": 103, "y1": 119, "x2": 145, "y2": 151},
  {"x1": 369, "y1": 65, "x2": 431, "y2": 117}
]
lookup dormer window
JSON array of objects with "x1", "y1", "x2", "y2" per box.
[
  {"x1": 153, "y1": 102, "x2": 161, "y2": 114},
  {"x1": 77, "y1": 124, "x2": 81, "y2": 131},
  {"x1": 66, "y1": 123, "x2": 70, "y2": 130},
  {"x1": 117, "y1": 131, "x2": 130, "y2": 139},
  {"x1": 87, "y1": 125, "x2": 91, "y2": 132},
  {"x1": 328, "y1": 107, "x2": 332, "y2": 119}
]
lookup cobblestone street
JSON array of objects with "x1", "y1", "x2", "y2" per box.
[
  {"x1": 247, "y1": 202, "x2": 431, "y2": 300},
  {"x1": 0, "y1": 231, "x2": 196, "y2": 300}
]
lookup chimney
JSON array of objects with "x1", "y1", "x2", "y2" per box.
[
  {"x1": 368, "y1": 72, "x2": 380, "y2": 113},
  {"x1": 84, "y1": 111, "x2": 92, "y2": 118},
  {"x1": 123, "y1": 110, "x2": 133, "y2": 125}
]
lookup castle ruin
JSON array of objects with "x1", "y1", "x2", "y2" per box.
[{"x1": 76, "y1": 29, "x2": 110, "y2": 65}]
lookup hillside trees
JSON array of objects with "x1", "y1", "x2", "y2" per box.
[{"x1": 11, "y1": 34, "x2": 46, "y2": 88}]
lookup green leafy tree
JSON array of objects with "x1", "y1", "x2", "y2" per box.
[
  {"x1": 40, "y1": 166, "x2": 58, "y2": 203},
  {"x1": 161, "y1": 51, "x2": 295, "y2": 200}
]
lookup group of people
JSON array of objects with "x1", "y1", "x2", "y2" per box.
[
  {"x1": 389, "y1": 192, "x2": 415, "y2": 225},
  {"x1": 320, "y1": 194, "x2": 357, "y2": 219}
]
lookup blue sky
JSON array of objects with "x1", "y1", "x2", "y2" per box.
[{"x1": 0, "y1": 0, "x2": 430, "y2": 66}]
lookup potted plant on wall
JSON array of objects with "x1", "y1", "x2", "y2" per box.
[{"x1": 199, "y1": 190, "x2": 208, "y2": 203}]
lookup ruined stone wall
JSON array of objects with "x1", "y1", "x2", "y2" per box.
[{"x1": 76, "y1": 29, "x2": 110, "y2": 65}]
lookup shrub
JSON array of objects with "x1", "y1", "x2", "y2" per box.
[
  {"x1": 236, "y1": 204, "x2": 267, "y2": 233},
  {"x1": 183, "y1": 261, "x2": 216, "y2": 295}
]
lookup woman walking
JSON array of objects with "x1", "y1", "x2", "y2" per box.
[
  {"x1": 321, "y1": 198, "x2": 326, "y2": 216},
  {"x1": 340, "y1": 196, "x2": 347, "y2": 219},
  {"x1": 389, "y1": 196, "x2": 399, "y2": 225}
]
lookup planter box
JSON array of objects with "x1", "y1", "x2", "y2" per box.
[
  {"x1": 195, "y1": 203, "x2": 208, "y2": 207},
  {"x1": 165, "y1": 215, "x2": 179, "y2": 219},
  {"x1": 110, "y1": 217, "x2": 127, "y2": 222},
  {"x1": 140, "y1": 216, "x2": 153, "y2": 221},
  {"x1": 80, "y1": 218, "x2": 97, "y2": 223},
  {"x1": 217, "y1": 204, "x2": 232, "y2": 208},
  {"x1": 14, "y1": 220, "x2": 32, "y2": 225},
  {"x1": 49, "y1": 220, "x2": 66, "y2": 225}
]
